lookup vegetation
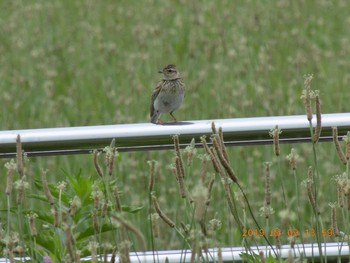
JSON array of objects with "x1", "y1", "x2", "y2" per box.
[{"x1": 1, "y1": 0, "x2": 350, "y2": 262}]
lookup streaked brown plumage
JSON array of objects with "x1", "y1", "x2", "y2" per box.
[{"x1": 150, "y1": 64, "x2": 185, "y2": 124}]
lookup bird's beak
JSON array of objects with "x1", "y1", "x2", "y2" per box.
[{"x1": 158, "y1": 70, "x2": 163, "y2": 73}]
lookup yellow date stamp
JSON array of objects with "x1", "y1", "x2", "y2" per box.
[{"x1": 242, "y1": 227, "x2": 334, "y2": 237}]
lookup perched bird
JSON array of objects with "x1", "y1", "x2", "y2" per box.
[{"x1": 150, "y1": 64, "x2": 185, "y2": 124}]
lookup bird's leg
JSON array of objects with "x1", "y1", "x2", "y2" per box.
[
  {"x1": 156, "y1": 119, "x2": 164, "y2": 125},
  {"x1": 170, "y1": 112, "x2": 177, "y2": 122}
]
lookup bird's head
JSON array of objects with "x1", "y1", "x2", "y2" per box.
[{"x1": 159, "y1": 64, "x2": 180, "y2": 80}]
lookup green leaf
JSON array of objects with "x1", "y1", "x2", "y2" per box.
[
  {"x1": 122, "y1": 205, "x2": 143, "y2": 214},
  {"x1": 75, "y1": 223, "x2": 117, "y2": 241},
  {"x1": 240, "y1": 252, "x2": 261, "y2": 263},
  {"x1": 64, "y1": 169, "x2": 94, "y2": 205}
]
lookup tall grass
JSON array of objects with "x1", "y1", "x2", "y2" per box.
[
  {"x1": 1, "y1": 0, "x2": 350, "y2": 261},
  {"x1": 2, "y1": 111, "x2": 350, "y2": 261}
]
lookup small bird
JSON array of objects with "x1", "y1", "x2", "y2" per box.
[{"x1": 150, "y1": 64, "x2": 185, "y2": 124}]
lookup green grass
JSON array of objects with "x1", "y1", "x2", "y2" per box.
[{"x1": 1, "y1": 0, "x2": 350, "y2": 262}]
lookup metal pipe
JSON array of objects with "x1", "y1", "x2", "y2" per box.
[
  {"x1": 78, "y1": 242, "x2": 349, "y2": 262},
  {"x1": 1, "y1": 113, "x2": 350, "y2": 158},
  {"x1": 1, "y1": 242, "x2": 348, "y2": 262}
]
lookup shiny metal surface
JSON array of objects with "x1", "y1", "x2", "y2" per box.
[
  {"x1": 82, "y1": 242, "x2": 349, "y2": 262},
  {"x1": 0, "y1": 242, "x2": 348, "y2": 262},
  {"x1": 1, "y1": 113, "x2": 350, "y2": 158}
]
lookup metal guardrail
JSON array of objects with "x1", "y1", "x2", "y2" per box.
[
  {"x1": 1, "y1": 113, "x2": 350, "y2": 158},
  {"x1": 2, "y1": 242, "x2": 348, "y2": 262},
  {"x1": 97, "y1": 243, "x2": 349, "y2": 262}
]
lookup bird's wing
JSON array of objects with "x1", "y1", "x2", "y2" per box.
[{"x1": 150, "y1": 81, "x2": 163, "y2": 118}]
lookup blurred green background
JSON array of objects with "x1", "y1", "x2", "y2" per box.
[
  {"x1": 1, "y1": 0, "x2": 350, "y2": 130},
  {"x1": 1, "y1": 0, "x2": 350, "y2": 257}
]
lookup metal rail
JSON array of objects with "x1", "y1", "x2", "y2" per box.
[
  {"x1": 4, "y1": 242, "x2": 347, "y2": 262},
  {"x1": 93, "y1": 242, "x2": 349, "y2": 262},
  {"x1": 1, "y1": 113, "x2": 350, "y2": 158}
]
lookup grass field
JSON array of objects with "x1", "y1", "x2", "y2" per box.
[{"x1": 1, "y1": 0, "x2": 350, "y2": 262}]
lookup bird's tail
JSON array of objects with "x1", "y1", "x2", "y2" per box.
[{"x1": 150, "y1": 111, "x2": 160, "y2": 124}]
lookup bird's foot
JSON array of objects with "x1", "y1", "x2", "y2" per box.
[{"x1": 170, "y1": 113, "x2": 178, "y2": 123}]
